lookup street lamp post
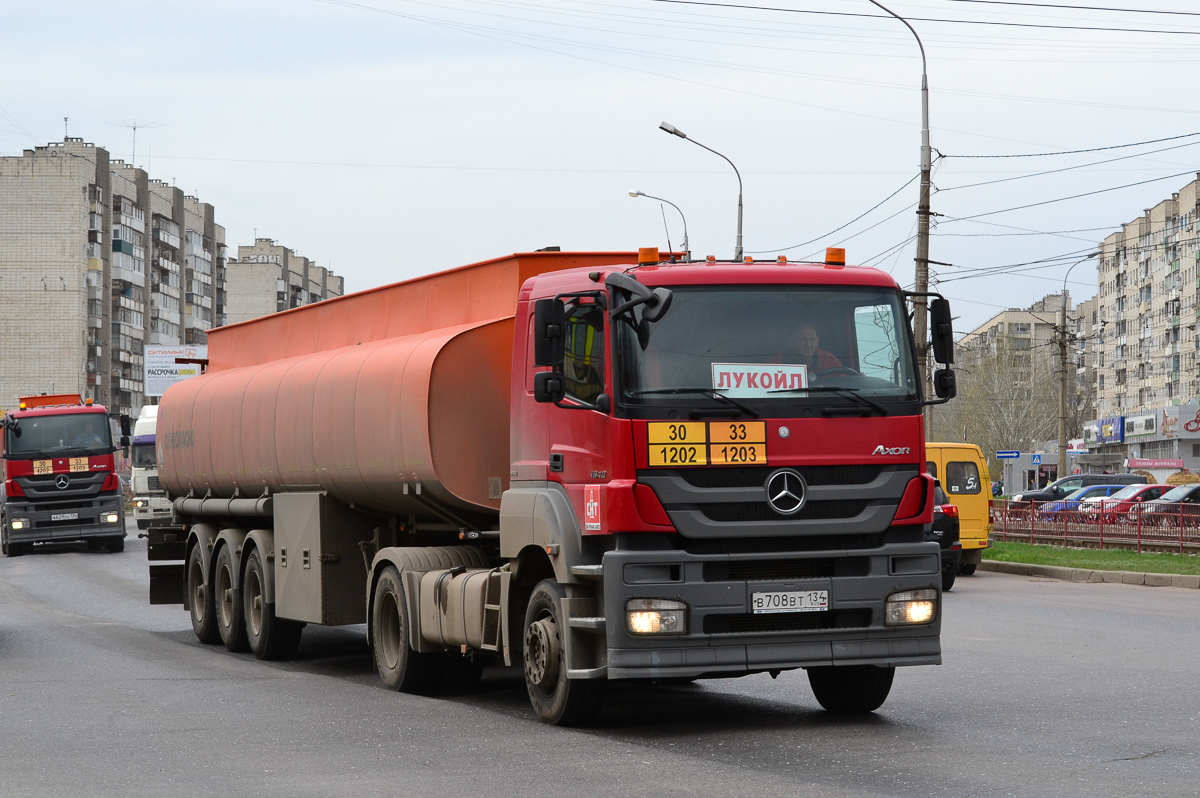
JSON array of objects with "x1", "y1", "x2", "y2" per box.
[
  {"x1": 658, "y1": 122, "x2": 743, "y2": 261},
  {"x1": 866, "y1": 1, "x2": 932, "y2": 397},
  {"x1": 629, "y1": 190, "x2": 689, "y2": 260},
  {"x1": 1058, "y1": 252, "x2": 1100, "y2": 478}
]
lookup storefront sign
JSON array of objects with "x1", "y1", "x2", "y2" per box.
[{"x1": 1127, "y1": 458, "x2": 1184, "y2": 469}]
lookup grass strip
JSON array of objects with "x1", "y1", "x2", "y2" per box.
[{"x1": 984, "y1": 541, "x2": 1200, "y2": 576}]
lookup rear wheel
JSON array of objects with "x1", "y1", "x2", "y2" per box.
[
  {"x1": 372, "y1": 565, "x2": 443, "y2": 694},
  {"x1": 215, "y1": 544, "x2": 249, "y2": 652},
  {"x1": 187, "y1": 543, "x2": 220, "y2": 644},
  {"x1": 523, "y1": 579, "x2": 605, "y2": 726},
  {"x1": 243, "y1": 547, "x2": 303, "y2": 660},
  {"x1": 807, "y1": 665, "x2": 895, "y2": 713}
]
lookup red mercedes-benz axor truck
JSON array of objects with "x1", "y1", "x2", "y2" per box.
[
  {"x1": 146, "y1": 248, "x2": 956, "y2": 725},
  {"x1": 2, "y1": 394, "x2": 130, "y2": 555}
]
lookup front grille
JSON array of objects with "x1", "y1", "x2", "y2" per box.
[
  {"x1": 148, "y1": 476, "x2": 161, "y2": 492},
  {"x1": 675, "y1": 465, "x2": 884, "y2": 489},
  {"x1": 704, "y1": 608, "x2": 871, "y2": 634},
  {"x1": 700, "y1": 500, "x2": 867, "y2": 523}
]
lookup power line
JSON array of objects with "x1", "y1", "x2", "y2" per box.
[
  {"x1": 645, "y1": 0, "x2": 1200, "y2": 36},
  {"x1": 747, "y1": 172, "x2": 919, "y2": 254},
  {"x1": 945, "y1": 170, "x2": 1199, "y2": 222},
  {"x1": 943, "y1": 130, "x2": 1200, "y2": 159},
  {"x1": 932, "y1": 0, "x2": 1200, "y2": 18}
]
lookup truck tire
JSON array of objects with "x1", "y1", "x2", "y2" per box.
[
  {"x1": 523, "y1": 579, "x2": 605, "y2": 726},
  {"x1": 959, "y1": 563, "x2": 977, "y2": 576},
  {"x1": 372, "y1": 565, "x2": 443, "y2": 695},
  {"x1": 215, "y1": 544, "x2": 249, "y2": 652},
  {"x1": 105, "y1": 535, "x2": 125, "y2": 553},
  {"x1": 807, "y1": 665, "x2": 895, "y2": 713},
  {"x1": 941, "y1": 572, "x2": 956, "y2": 592},
  {"x1": 187, "y1": 542, "x2": 221, "y2": 644},
  {"x1": 243, "y1": 547, "x2": 303, "y2": 660}
]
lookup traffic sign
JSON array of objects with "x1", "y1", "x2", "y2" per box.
[
  {"x1": 1032, "y1": 454, "x2": 1042, "y2": 464},
  {"x1": 996, "y1": 451, "x2": 1020, "y2": 459}
]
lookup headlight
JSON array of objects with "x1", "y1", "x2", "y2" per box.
[
  {"x1": 1013, "y1": 494, "x2": 1023, "y2": 502},
  {"x1": 102, "y1": 512, "x2": 120, "y2": 524},
  {"x1": 626, "y1": 598, "x2": 688, "y2": 635},
  {"x1": 885, "y1": 589, "x2": 938, "y2": 626},
  {"x1": 10, "y1": 518, "x2": 29, "y2": 530},
  {"x1": 133, "y1": 499, "x2": 147, "y2": 508}
]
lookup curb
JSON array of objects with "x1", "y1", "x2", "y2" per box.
[{"x1": 980, "y1": 560, "x2": 1200, "y2": 589}]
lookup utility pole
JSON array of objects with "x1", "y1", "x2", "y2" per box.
[
  {"x1": 868, "y1": 1, "x2": 932, "y2": 402},
  {"x1": 1058, "y1": 296, "x2": 1070, "y2": 480}
]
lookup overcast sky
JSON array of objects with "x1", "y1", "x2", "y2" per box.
[{"x1": 4, "y1": 0, "x2": 1199, "y2": 334}]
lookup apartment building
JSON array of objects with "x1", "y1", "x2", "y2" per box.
[
  {"x1": 957, "y1": 292, "x2": 1069, "y2": 372},
  {"x1": 0, "y1": 138, "x2": 224, "y2": 418},
  {"x1": 1093, "y1": 173, "x2": 1200, "y2": 418},
  {"x1": 224, "y1": 238, "x2": 343, "y2": 325}
]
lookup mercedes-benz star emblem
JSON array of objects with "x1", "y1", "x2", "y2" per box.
[
  {"x1": 764, "y1": 468, "x2": 806, "y2": 516},
  {"x1": 54, "y1": 474, "x2": 71, "y2": 490}
]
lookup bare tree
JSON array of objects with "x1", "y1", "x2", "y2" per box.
[{"x1": 929, "y1": 338, "x2": 1060, "y2": 476}]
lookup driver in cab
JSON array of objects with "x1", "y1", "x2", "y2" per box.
[{"x1": 786, "y1": 323, "x2": 842, "y2": 374}]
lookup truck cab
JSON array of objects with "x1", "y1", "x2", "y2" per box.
[
  {"x1": 2, "y1": 394, "x2": 129, "y2": 556},
  {"x1": 131, "y1": 405, "x2": 170, "y2": 529}
]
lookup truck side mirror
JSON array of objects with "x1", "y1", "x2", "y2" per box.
[
  {"x1": 533, "y1": 371, "x2": 565, "y2": 404},
  {"x1": 533, "y1": 299, "x2": 565, "y2": 366},
  {"x1": 930, "y1": 298, "x2": 954, "y2": 365},
  {"x1": 933, "y1": 368, "x2": 956, "y2": 400}
]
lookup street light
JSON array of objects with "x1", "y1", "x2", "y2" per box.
[
  {"x1": 1057, "y1": 251, "x2": 1101, "y2": 478},
  {"x1": 865, "y1": 1, "x2": 933, "y2": 395},
  {"x1": 658, "y1": 122, "x2": 743, "y2": 261},
  {"x1": 629, "y1": 190, "x2": 690, "y2": 261}
]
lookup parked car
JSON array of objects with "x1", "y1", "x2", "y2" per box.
[
  {"x1": 1012, "y1": 473, "x2": 1147, "y2": 506},
  {"x1": 1088, "y1": 484, "x2": 1170, "y2": 523},
  {"x1": 1140, "y1": 484, "x2": 1200, "y2": 525},
  {"x1": 1039, "y1": 484, "x2": 1127, "y2": 520},
  {"x1": 928, "y1": 482, "x2": 963, "y2": 592}
]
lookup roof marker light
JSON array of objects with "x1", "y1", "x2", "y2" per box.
[{"x1": 825, "y1": 247, "x2": 846, "y2": 266}]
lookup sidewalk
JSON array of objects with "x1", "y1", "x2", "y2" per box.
[{"x1": 980, "y1": 559, "x2": 1200, "y2": 589}]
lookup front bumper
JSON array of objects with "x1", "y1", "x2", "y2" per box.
[
  {"x1": 600, "y1": 540, "x2": 942, "y2": 680},
  {"x1": 133, "y1": 494, "x2": 172, "y2": 528},
  {"x1": 4, "y1": 496, "x2": 125, "y2": 545}
]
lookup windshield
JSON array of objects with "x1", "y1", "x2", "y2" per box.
[
  {"x1": 1159, "y1": 485, "x2": 1195, "y2": 501},
  {"x1": 4, "y1": 412, "x2": 113, "y2": 458},
  {"x1": 1109, "y1": 485, "x2": 1142, "y2": 500},
  {"x1": 131, "y1": 442, "x2": 157, "y2": 468},
  {"x1": 615, "y1": 285, "x2": 917, "y2": 415}
]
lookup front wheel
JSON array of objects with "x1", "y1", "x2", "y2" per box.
[
  {"x1": 941, "y1": 571, "x2": 957, "y2": 592},
  {"x1": 959, "y1": 563, "x2": 977, "y2": 576},
  {"x1": 105, "y1": 535, "x2": 125, "y2": 553},
  {"x1": 807, "y1": 665, "x2": 895, "y2": 713},
  {"x1": 523, "y1": 579, "x2": 605, "y2": 726}
]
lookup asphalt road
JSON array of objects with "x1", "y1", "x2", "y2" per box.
[{"x1": 2, "y1": 524, "x2": 1198, "y2": 798}]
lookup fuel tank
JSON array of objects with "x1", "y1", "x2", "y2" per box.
[{"x1": 157, "y1": 250, "x2": 639, "y2": 520}]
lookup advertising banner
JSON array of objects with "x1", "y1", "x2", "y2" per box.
[{"x1": 145, "y1": 345, "x2": 207, "y2": 397}]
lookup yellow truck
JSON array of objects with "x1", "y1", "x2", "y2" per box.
[{"x1": 926, "y1": 443, "x2": 992, "y2": 575}]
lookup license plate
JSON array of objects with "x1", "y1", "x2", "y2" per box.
[
  {"x1": 51, "y1": 512, "x2": 79, "y2": 522},
  {"x1": 751, "y1": 590, "x2": 828, "y2": 614}
]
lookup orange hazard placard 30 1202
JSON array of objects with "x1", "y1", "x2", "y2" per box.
[{"x1": 647, "y1": 421, "x2": 768, "y2": 467}]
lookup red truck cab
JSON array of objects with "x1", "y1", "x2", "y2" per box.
[{"x1": 2, "y1": 394, "x2": 129, "y2": 556}]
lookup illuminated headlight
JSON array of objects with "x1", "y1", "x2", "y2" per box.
[
  {"x1": 102, "y1": 512, "x2": 120, "y2": 524},
  {"x1": 626, "y1": 598, "x2": 688, "y2": 635},
  {"x1": 10, "y1": 518, "x2": 29, "y2": 530},
  {"x1": 885, "y1": 589, "x2": 938, "y2": 626},
  {"x1": 133, "y1": 499, "x2": 148, "y2": 508}
]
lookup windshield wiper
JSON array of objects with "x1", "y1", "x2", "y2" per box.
[
  {"x1": 768, "y1": 385, "x2": 889, "y2": 416},
  {"x1": 625, "y1": 388, "x2": 760, "y2": 418}
]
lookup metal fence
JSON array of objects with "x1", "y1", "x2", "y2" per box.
[{"x1": 993, "y1": 499, "x2": 1200, "y2": 555}]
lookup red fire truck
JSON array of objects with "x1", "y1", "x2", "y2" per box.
[{"x1": 2, "y1": 394, "x2": 130, "y2": 556}]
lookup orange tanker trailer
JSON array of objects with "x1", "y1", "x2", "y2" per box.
[{"x1": 149, "y1": 247, "x2": 956, "y2": 725}]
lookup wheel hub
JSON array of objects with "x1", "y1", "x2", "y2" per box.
[{"x1": 524, "y1": 617, "x2": 560, "y2": 689}]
